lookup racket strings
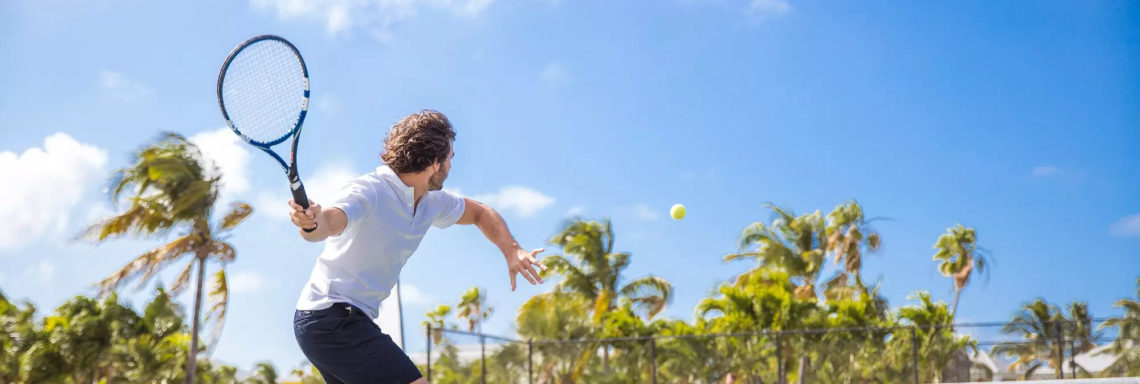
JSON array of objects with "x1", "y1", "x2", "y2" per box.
[{"x1": 221, "y1": 40, "x2": 306, "y2": 145}]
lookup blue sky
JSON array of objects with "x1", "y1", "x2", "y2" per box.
[{"x1": 1, "y1": 0, "x2": 1137, "y2": 373}]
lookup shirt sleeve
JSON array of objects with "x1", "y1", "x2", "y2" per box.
[
  {"x1": 431, "y1": 190, "x2": 466, "y2": 229},
  {"x1": 329, "y1": 179, "x2": 371, "y2": 234}
]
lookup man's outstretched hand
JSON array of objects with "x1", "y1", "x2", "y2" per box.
[{"x1": 508, "y1": 247, "x2": 547, "y2": 291}]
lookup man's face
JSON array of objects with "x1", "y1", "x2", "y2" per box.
[{"x1": 428, "y1": 147, "x2": 453, "y2": 191}]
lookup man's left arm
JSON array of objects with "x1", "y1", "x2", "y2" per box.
[{"x1": 456, "y1": 198, "x2": 546, "y2": 291}]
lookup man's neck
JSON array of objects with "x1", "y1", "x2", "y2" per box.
[{"x1": 395, "y1": 173, "x2": 430, "y2": 206}]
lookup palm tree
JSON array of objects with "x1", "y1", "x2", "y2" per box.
[
  {"x1": 728, "y1": 205, "x2": 828, "y2": 301},
  {"x1": 728, "y1": 203, "x2": 881, "y2": 303},
  {"x1": 932, "y1": 224, "x2": 990, "y2": 322},
  {"x1": 696, "y1": 267, "x2": 821, "y2": 383},
  {"x1": 725, "y1": 203, "x2": 886, "y2": 384},
  {"x1": 541, "y1": 219, "x2": 673, "y2": 321},
  {"x1": 896, "y1": 291, "x2": 977, "y2": 383},
  {"x1": 516, "y1": 291, "x2": 594, "y2": 383},
  {"x1": 824, "y1": 201, "x2": 882, "y2": 292},
  {"x1": 116, "y1": 288, "x2": 191, "y2": 383},
  {"x1": 1099, "y1": 278, "x2": 1140, "y2": 377},
  {"x1": 992, "y1": 299, "x2": 1065, "y2": 379},
  {"x1": 79, "y1": 132, "x2": 253, "y2": 384},
  {"x1": 423, "y1": 304, "x2": 453, "y2": 345},
  {"x1": 456, "y1": 286, "x2": 493, "y2": 334},
  {"x1": 539, "y1": 219, "x2": 672, "y2": 382}
]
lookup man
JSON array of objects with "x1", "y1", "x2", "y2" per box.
[{"x1": 288, "y1": 110, "x2": 546, "y2": 383}]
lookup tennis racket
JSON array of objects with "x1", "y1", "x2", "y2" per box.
[{"x1": 216, "y1": 35, "x2": 317, "y2": 232}]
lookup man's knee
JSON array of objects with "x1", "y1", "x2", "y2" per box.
[{"x1": 410, "y1": 378, "x2": 429, "y2": 384}]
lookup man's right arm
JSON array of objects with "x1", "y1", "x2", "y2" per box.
[{"x1": 289, "y1": 199, "x2": 348, "y2": 242}]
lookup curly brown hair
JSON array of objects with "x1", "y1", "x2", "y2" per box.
[{"x1": 380, "y1": 110, "x2": 456, "y2": 174}]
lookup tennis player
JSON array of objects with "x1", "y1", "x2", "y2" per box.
[{"x1": 288, "y1": 110, "x2": 547, "y2": 383}]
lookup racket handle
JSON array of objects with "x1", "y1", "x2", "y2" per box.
[{"x1": 290, "y1": 178, "x2": 318, "y2": 233}]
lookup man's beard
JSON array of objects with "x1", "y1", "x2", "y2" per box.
[{"x1": 428, "y1": 169, "x2": 447, "y2": 191}]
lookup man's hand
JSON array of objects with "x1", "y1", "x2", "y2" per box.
[
  {"x1": 288, "y1": 199, "x2": 320, "y2": 231},
  {"x1": 508, "y1": 247, "x2": 547, "y2": 291}
]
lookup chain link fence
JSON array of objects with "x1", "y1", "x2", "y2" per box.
[{"x1": 417, "y1": 319, "x2": 1138, "y2": 384}]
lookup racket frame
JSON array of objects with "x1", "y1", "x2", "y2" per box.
[{"x1": 216, "y1": 34, "x2": 316, "y2": 231}]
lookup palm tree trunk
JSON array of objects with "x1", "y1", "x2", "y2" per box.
[
  {"x1": 186, "y1": 255, "x2": 206, "y2": 384},
  {"x1": 950, "y1": 287, "x2": 962, "y2": 324},
  {"x1": 796, "y1": 355, "x2": 810, "y2": 384}
]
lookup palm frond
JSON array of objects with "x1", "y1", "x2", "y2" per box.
[
  {"x1": 168, "y1": 259, "x2": 196, "y2": 297},
  {"x1": 93, "y1": 235, "x2": 196, "y2": 294},
  {"x1": 204, "y1": 268, "x2": 229, "y2": 356}
]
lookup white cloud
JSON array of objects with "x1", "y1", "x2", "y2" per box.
[
  {"x1": 540, "y1": 61, "x2": 569, "y2": 85},
  {"x1": 565, "y1": 205, "x2": 587, "y2": 217},
  {"x1": 1110, "y1": 214, "x2": 1140, "y2": 238},
  {"x1": 99, "y1": 71, "x2": 153, "y2": 102},
  {"x1": 748, "y1": 0, "x2": 791, "y2": 21},
  {"x1": 1032, "y1": 165, "x2": 1059, "y2": 177},
  {"x1": 472, "y1": 186, "x2": 555, "y2": 218},
  {"x1": 190, "y1": 128, "x2": 252, "y2": 199},
  {"x1": 0, "y1": 133, "x2": 107, "y2": 250},
  {"x1": 26, "y1": 261, "x2": 55, "y2": 284},
  {"x1": 228, "y1": 271, "x2": 272, "y2": 293},
  {"x1": 250, "y1": 0, "x2": 497, "y2": 37},
  {"x1": 630, "y1": 203, "x2": 660, "y2": 221}
]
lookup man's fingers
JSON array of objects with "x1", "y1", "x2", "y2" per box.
[
  {"x1": 531, "y1": 258, "x2": 547, "y2": 271},
  {"x1": 509, "y1": 271, "x2": 517, "y2": 291},
  {"x1": 525, "y1": 263, "x2": 543, "y2": 284},
  {"x1": 516, "y1": 264, "x2": 536, "y2": 285},
  {"x1": 288, "y1": 199, "x2": 303, "y2": 211}
]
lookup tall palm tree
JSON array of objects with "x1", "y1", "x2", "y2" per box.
[
  {"x1": 456, "y1": 286, "x2": 493, "y2": 334},
  {"x1": 824, "y1": 201, "x2": 882, "y2": 291},
  {"x1": 1099, "y1": 278, "x2": 1140, "y2": 377},
  {"x1": 79, "y1": 133, "x2": 253, "y2": 384},
  {"x1": 541, "y1": 219, "x2": 672, "y2": 321},
  {"x1": 539, "y1": 219, "x2": 672, "y2": 382},
  {"x1": 932, "y1": 224, "x2": 990, "y2": 322}
]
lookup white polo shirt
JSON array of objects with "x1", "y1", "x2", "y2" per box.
[{"x1": 295, "y1": 165, "x2": 465, "y2": 319}]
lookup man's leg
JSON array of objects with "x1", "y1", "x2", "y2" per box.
[
  {"x1": 295, "y1": 304, "x2": 424, "y2": 383},
  {"x1": 410, "y1": 378, "x2": 429, "y2": 384}
]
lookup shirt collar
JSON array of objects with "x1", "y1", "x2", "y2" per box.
[{"x1": 377, "y1": 166, "x2": 415, "y2": 208}]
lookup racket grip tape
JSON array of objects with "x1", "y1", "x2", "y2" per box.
[{"x1": 290, "y1": 180, "x2": 318, "y2": 233}]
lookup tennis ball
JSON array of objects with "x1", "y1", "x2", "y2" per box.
[{"x1": 670, "y1": 204, "x2": 686, "y2": 220}]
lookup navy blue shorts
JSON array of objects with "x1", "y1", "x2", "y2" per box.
[{"x1": 294, "y1": 303, "x2": 423, "y2": 383}]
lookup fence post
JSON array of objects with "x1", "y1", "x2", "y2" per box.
[
  {"x1": 776, "y1": 331, "x2": 785, "y2": 384},
  {"x1": 426, "y1": 325, "x2": 432, "y2": 382},
  {"x1": 911, "y1": 327, "x2": 920, "y2": 384},
  {"x1": 528, "y1": 339, "x2": 534, "y2": 384},
  {"x1": 1054, "y1": 321, "x2": 1064, "y2": 379},
  {"x1": 650, "y1": 337, "x2": 658, "y2": 384},
  {"x1": 481, "y1": 334, "x2": 487, "y2": 384}
]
